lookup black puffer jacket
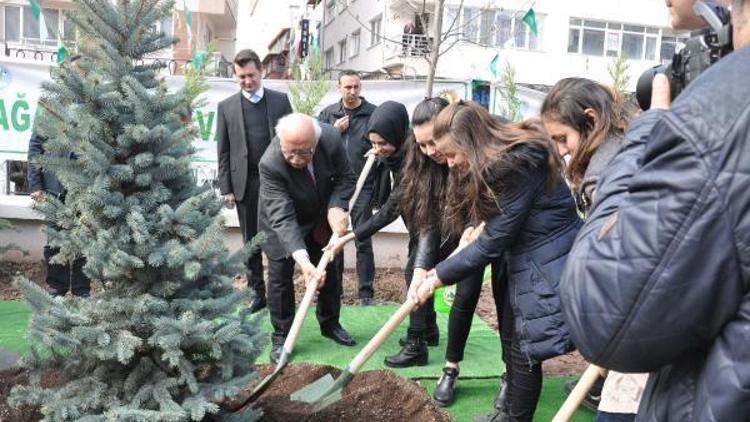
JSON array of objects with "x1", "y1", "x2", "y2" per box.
[
  {"x1": 560, "y1": 45, "x2": 750, "y2": 421},
  {"x1": 436, "y1": 143, "x2": 581, "y2": 362}
]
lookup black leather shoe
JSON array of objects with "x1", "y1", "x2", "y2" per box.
[
  {"x1": 433, "y1": 366, "x2": 459, "y2": 407},
  {"x1": 269, "y1": 336, "x2": 284, "y2": 364},
  {"x1": 321, "y1": 325, "x2": 356, "y2": 347},
  {"x1": 400, "y1": 327, "x2": 439, "y2": 347},
  {"x1": 248, "y1": 296, "x2": 266, "y2": 314},
  {"x1": 384, "y1": 336, "x2": 428, "y2": 368}
]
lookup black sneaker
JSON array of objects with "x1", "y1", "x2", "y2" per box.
[{"x1": 563, "y1": 376, "x2": 604, "y2": 411}]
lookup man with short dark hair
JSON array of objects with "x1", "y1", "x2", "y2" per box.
[
  {"x1": 258, "y1": 113, "x2": 357, "y2": 363},
  {"x1": 560, "y1": 1, "x2": 750, "y2": 420},
  {"x1": 217, "y1": 49, "x2": 293, "y2": 313},
  {"x1": 318, "y1": 70, "x2": 378, "y2": 305}
]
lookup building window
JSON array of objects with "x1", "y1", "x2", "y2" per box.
[
  {"x1": 463, "y1": 7, "x2": 480, "y2": 43},
  {"x1": 350, "y1": 30, "x2": 360, "y2": 57},
  {"x1": 492, "y1": 9, "x2": 541, "y2": 50},
  {"x1": 4, "y1": 5, "x2": 73, "y2": 47},
  {"x1": 326, "y1": 0, "x2": 336, "y2": 24},
  {"x1": 370, "y1": 15, "x2": 382, "y2": 47},
  {"x1": 338, "y1": 38, "x2": 347, "y2": 64},
  {"x1": 324, "y1": 47, "x2": 334, "y2": 69},
  {"x1": 569, "y1": 17, "x2": 681, "y2": 61},
  {"x1": 4, "y1": 6, "x2": 21, "y2": 42}
]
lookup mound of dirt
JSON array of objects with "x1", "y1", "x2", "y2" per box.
[{"x1": 245, "y1": 363, "x2": 452, "y2": 422}]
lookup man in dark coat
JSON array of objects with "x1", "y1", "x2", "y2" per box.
[
  {"x1": 317, "y1": 70, "x2": 378, "y2": 305},
  {"x1": 258, "y1": 113, "x2": 357, "y2": 363},
  {"x1": 217, "y1": 49, "x2": 293, "y2": 313},
  {"x1": 560, "y1": 2, "x2": 750, "y2": 420},
  {"x1": 27, "y1": 131, "x2": 90, "y2": 297}
]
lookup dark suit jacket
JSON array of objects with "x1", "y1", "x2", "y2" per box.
[
  {"x1": 27, "y1": 132, "x2": 68, "y2": 197},
  {"x1": 217, "y1": 88, "x2": 293, "y2": 201},
  {"x1": 258, "y1": 124, "x2": 356, "y2": 260}
]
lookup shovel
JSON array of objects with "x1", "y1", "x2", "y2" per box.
[
  {"x1": 292, "y1": 222, "x2": 486, "y2": 409},
  {"x1": 226, "y1": 152, "x2": 379, "y2": 416}
]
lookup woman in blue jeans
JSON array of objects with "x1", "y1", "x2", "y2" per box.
[{"x1": 414, "y1": 101, "x2": 581, "y2": 422}]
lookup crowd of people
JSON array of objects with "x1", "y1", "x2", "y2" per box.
[{"x1": 27, "y1": 0, "x2": 749, "y2": 421}]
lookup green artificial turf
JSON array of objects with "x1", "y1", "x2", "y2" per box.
[
  {"x1": 0, "y1": 300, "x2": 31, "y2": 354},
  {"x1": 255, "y1": 304, "x2": 504, "y2": 379},
  {"x1": 424, "y1": 376, "x2": 596, "y2": 422},
  {"x1": 0, "y1": 300, "x2": 595, "y2": 421}
]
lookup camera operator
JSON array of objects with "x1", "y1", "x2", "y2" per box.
[{"x1": 559, "y1": 0, "x2": 750, "y2": 420}]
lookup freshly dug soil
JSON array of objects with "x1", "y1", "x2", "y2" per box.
[
  {"x1": 246, "y1": 364, "x2": 452, "y2": 422},
  {"x1": 0, "y1": 367, "x2": 60, "y2": 422}
]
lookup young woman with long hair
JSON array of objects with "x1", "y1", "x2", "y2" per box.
[
  {"x1": 541, "y1": 77, "x2": 646, "y2": 422},
  {"x1": 414, "y1": 101, "x2": 581, "y2": 421}
]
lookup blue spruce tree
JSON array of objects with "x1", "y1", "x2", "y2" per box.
[{"x1": 11, "y1": 1, "x2": 265, "y2": 420}]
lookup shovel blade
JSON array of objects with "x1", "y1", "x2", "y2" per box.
[{"x1": 290, "y1": 373, "x2": 337, "y2": 403}]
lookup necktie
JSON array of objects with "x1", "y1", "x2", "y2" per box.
[{"x1": 303, "y1": 168, "x2": 330, "y2": 246}]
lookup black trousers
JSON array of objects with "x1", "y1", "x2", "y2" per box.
[
  {"x1": 348, "y1": 184, "x2": 375, "y2": 299},
  {"x1": 444, "y1": 269, "x2": 484, "y2": 362},
  {"x1": 498, "y1": 277, "x2": 543, "y2": 422},
  {"x1": 267, "y1": 236, "x2": 343, "y2": 339},
  {"x1": 235, "y1": 176, "x2": 265, "y2": 298},
  {"x1": 404, "y1": 236, "x2": 437, "y2": 335},
  {"x1": 44, "y1": 245, "x2": 89, "y2": 297}
]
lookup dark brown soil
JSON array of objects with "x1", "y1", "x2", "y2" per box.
[
  {"x1": 0, "y1": 261, "x2": 45, "y2": 300},
  {"x1": 0, "y1": 367, "x2": 60, "y2": 422},
  {"x1": 245, "y1": 364, "x2": 452, "y2": 422}
]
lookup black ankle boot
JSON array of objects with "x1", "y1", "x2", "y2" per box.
[
  {"x1": 384, "y1": 336, "x2": 428, "y2": 368},
  {"x1": 433, "y1": 366, "x2": 459, "y2": 407},
  {"x1": 399, "y1": 327, "x2": 439, "y2": 347}
]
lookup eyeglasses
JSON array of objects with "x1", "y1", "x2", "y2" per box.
[{"x1": 281, "y1": 148, "x2": 315, "y2": 159}]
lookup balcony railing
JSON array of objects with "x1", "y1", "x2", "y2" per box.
[
  {"x1": 400, "y1": 34, "x2": 431, "y2": 58},
  {"x1": 3, "y1": 43, "x2": 234, "y2": 78}
]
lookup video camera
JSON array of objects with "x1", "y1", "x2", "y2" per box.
[{"x1": 635, "y1": 1, "x2": 732, "y2": 110}]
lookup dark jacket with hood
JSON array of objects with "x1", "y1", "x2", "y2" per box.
[
  {"x1": 435, "y1": 143, "x2": 581, "y2": 363},
  {"x1": 353, "y1": 101, "x2": 409, "y2": 240},
  {"x1": 560, "y1": 45, "x2": 750, "y2": 421}
]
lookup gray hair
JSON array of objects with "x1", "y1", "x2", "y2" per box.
[{"x1": 275, "y1": 113, "x2": 321, "y2": 144}]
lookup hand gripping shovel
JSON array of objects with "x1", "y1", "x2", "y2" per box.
[
  {"x1": 227, "y1": 152, "x2": 379, "y2": 416},
  {"x1": 291, "y1": 222, "x2": 486, "y2": 410}
]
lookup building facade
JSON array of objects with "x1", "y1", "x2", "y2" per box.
[
  {"x1": 318, "y1": 0, "x2": 687, "y2": 90},
  {"x1": 0, "y1": 0, "x2": 238, "y2": 75}
]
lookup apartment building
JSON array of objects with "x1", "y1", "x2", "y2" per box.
[
  {"x1": 317, "y1": 0, "x2": 687, "y2": 90},
  {"x1": 0, "y1": 0, "x2": 238, "y2": 75}
]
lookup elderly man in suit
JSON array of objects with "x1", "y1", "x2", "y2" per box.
[
  {"x1": 258, "y1": 113, "x2": 357, "y2": 363},
  {"x1": 217, "y1": 49, "x2": 293, "y2": 314}
]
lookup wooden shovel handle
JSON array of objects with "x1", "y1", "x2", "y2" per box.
[
  {"x1": 349, "y1": 153, "x2": 377, "y2": 211},
  {"x1": 347, "y1": 222, "x2": 486, "y2": 374},
  {"x1": 283, "y1": 236, "x2": 339, "y2": 353},
  {"x1": 552, "y1": 364, "x2": 606, "y2": 422},
  {"x1": 349, "y1": 298, "x2": 417, "y2": 373}
]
